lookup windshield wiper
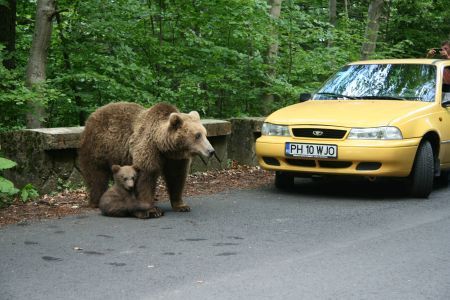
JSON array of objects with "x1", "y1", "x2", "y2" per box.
[
  {"x1": 315, "y1": 92, "x2": 358, "y2": 100},
  {"x1": 358, "y1": 95, "x2": 407, "y2": 100}
]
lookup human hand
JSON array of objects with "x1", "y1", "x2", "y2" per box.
[{"x1": 427, "y1": 49, "x2": 437, "y2": 58}]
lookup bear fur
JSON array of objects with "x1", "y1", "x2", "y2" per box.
[
  {"x1": 99, "y1": 165, "x2": 152, "y2": 218},
  {"x1": 78, "y1": 102, "x2": 215, "y2": 218}
]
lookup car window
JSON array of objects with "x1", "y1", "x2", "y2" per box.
[{"x1": 314, "y1": 64, "x2": 436, "y2": 102}]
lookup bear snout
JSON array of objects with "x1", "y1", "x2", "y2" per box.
[
  {"x1": 198, "y1": 143, "x2": 215, "y2": 158},
  {"x1": 124, "y1": 181, "x2": 135, "y2": 191},
  {"x1": 207, "y1": 148, "x2": 215, "y2": 158}
]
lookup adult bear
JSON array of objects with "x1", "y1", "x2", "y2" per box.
[{"x1": 79, "y1": 102, "x2": 215, "y2": 218}]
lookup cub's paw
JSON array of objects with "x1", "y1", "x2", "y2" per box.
[{"x1": 173, "y1": 205, "x2": 191, "y2": 212}]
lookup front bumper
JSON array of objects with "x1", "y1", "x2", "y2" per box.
[{"x1": 255, "y1": 136, "x2": 421, "y2": 177}]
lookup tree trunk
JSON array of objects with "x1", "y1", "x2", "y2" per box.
[
  {"x1": 327, "y1": 0, "x2": 337, "y2": 47},
  {"x1": 344, "y1": 0, "x2": 348, "y2": 18},
  {"x1": 329, "y1": 0, "x2": 337, "y2": 26},
  {"x1": 25, "y1": 0, "x2": 56, "y2": 128},
  {"x1": 360, "y1": 0, "x2": 384, "y2": 60},
  {"x1": 0, "y1": 0, "x2": 16, "y2": 69},
  {"x1": 261, "y1": 0, "x2": 282, "y2": 115}
]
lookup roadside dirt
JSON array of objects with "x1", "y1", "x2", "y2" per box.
[{"x1": 0, "y1": 165, "x2": 273, "y2": 227}]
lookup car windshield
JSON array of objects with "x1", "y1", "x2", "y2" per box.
[{"x1": 313, "y1": 64, "x2": 436, "y2": 102}]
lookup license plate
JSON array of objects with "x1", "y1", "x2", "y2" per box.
[{"x1": 285, "y1": 143, "x2": 337, "y2": 158}]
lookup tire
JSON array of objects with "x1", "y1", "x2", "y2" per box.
[
  {"x1": 275, "y1": 171, "x2": 294, "y2": 190},
  {"x1": 409, "y1": 140, "x2": 434, "y2": 198}
]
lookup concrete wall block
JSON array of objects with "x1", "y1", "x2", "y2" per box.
[
  {"x1": 47, "y1": 149, "x2": 78, "y2": 180},
  {"x1": 202, "y1": 119, "x2": 232, "y2": 137},
  {"x1": 67, "y1": 167, "x2": 84, "y2": 187},
  {"x1": 228, "y1": 117, "x2": 265, "y2": 166},
  {"x1": 41, "y1": 174, "x2": 59, "y2": 195},
  {"x1": 27, "y1": 127, "x2": 84, "y2": 150},
  {"x1": 0, "y1": 130, "x2": 53, "y2": 189}
]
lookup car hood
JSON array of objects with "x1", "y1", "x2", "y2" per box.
[{"x1": 265, "y1": 100, "x2": 433, "y2": 127}]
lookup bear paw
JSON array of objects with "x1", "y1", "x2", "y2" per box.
[
  {"x1": 148, "y1": 206, "x2": 164, "y2": 218},
  {"x1": 173, "y1": 205, "x2": 191, "y2": 212},
  {"x1": 133, "y1": 211, "x2": 152, "y2": 219}
]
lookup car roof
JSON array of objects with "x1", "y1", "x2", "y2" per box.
[{"x1": 349, "y1": 58, "x2": 450, "y2": 67}]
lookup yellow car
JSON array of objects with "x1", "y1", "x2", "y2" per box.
[{"x1": 256, "y1": 59, "x2": 450, "y2": 198}]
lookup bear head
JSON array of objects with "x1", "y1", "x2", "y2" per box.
[
  {"x1": 166, "y1": 111, "x2": 215, "y2": 159},
  {"x1": 111, "y1": 165, "x2": 139, "y2": 191}
]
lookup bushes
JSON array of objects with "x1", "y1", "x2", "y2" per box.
[
  {"x1": 1, "y1": 0, "x2": 449, "y2": 130},
  {"x1": 0, "y1": 157, "x2": 38, "y2": 208}
]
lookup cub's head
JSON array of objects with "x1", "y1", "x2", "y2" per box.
[
  {"x1": 111, "y1": 165, "x2": 139, "y2": 191},
  {"x1": 166, "y1": 111, "x2": 215, "y2": 158}
]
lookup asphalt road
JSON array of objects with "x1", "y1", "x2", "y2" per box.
[{"x1": 1, "y1": 178, "x2": 450, "y2": 300}]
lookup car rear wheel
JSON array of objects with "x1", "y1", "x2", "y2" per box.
[
  {"x1": 275, "y1": 171, "x2": 294, "y2": 189},
  {"x1": 409, "y1": 140, "x2": 434, "y2": 198}
]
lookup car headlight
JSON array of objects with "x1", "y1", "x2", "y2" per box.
[
  {"x1": 261, "y1": 123, "x2": 290, "y2": 136},
  {"x1": 348, "y1": 127, "x2": 403, "y2": 140}
]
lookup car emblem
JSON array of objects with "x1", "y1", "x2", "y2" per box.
[{"x1": 312, "y1": 130, "x2": 324, "y2": 136}]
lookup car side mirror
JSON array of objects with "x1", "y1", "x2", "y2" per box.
[
  {"x1": 299, "y1": 93, "x2": 311, "y2": 102},
  {"x1": 443, "y1": 92, "x2": 450, "y2": 108},
  {"x1": 442, "y1": 99, "x2": 450, "y2": 108}
]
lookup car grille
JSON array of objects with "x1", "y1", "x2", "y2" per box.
[
  {"x1": 318, "y1": 161, "x2": 352, "y2": 168},
  {"x1": 286, "y1": 159, "x2": 316, "y2": 167},
  {"x1": 286, "y1": 159, "x2": 352, "y2": 169},
  {"x1": 292, "y1": 128, "x2": 347, "y2": 139}
]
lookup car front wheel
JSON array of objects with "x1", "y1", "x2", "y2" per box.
[{"x1": 409, "y1": 140, "x2": 434, "y2": 198}]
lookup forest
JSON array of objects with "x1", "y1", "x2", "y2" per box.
[{"x1": 1, "y1": 0, "x2": 450, "y2": 131}]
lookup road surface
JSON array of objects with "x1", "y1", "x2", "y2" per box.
[{"x1": 1, "y1": 178, "x2": 450, "y2": 299}]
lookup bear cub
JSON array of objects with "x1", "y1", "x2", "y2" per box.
[{"x1": 99, "y1": 165, "x2": 152, "y2": 218}]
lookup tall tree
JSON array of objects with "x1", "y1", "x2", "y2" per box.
[
  {"x1": 360, "y1": 0, "x2": 384, "y2": 60},
  {"x1": 25, "y1": 0, "x2": 56, "y2": 128},
  {"x1": 262, "y1": 0, "x2": 282, "y2": 115},
  {"x1": 329, "y1": 0, "x2": 337, "y2": 26},
  {"x1": 343, "y1": 0, "x2": 348, "y2": 18},
  {"x1": 328, "y1": 0, "x2": 337, "y2": 47},
  {"x1": 0, "y1": 0, "x2": 16, "y2": 69}
]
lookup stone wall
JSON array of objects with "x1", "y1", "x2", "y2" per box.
[
  {"x1": 0, "y1": 127, "x2": 85, "y2": 194},
  {"x1": 0, "y1": 118, "x2": 263, "y2": 194},
  {"x1": 228, "y1": 117, "x2": 265, "y2": 166}
]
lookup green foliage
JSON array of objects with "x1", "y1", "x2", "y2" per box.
[
  {"x1": 1, "y1": 0, "x2": 450, "y2": 129},
  {"x1": 0, "y1": 157, "x2": 17, "y2": 170},
  {"x1": 0, "y1": 157, "x2": 39, "y2": 208},
  {"x1": 0, "y1": 46, "x2": 30, "y2": 131},
  {"x1": 20, "y1": 183, "x2": 39, "y2": 203},
  {"x1": 56, "y1": 177, "x2": 83, "y2": 192},
  {"x1": 381, "y1": 0, "x2": 450, "y2": 58},
  {"x1": 0, "y1": 157, "x2": 21, "y2": 207}
]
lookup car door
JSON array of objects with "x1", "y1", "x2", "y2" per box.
[{"x1": 440, "y1": 65, "x2": 450, "y2": 165}]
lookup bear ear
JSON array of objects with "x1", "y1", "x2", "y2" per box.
[
  {"x1": 132, "y1": 165, "x2": 140, "y2": 173},
  {"x1": 111, "y1": 165, "x2": 121, "y2": 173},
  {"x1": 189, "y1": 111, "x2": 200, "y2": 120},
  {"x1": 169, "y1": 112, "x2": 183, "y2": 129}
]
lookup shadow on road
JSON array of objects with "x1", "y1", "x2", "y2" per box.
[{"x1": 265, "y1": 176, "x2": 449, "y2": 201}]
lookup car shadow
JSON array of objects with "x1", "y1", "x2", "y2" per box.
[{"x1": 268, "y1": 176, "x2": 449, "y2": 201}]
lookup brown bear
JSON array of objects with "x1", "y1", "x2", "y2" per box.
[
  {"x1": 78, "y1": 102, "x2": 215, "y2": 218},
  {"x1": 99, "y1": 165, "x2": 152, "y2": 218}
]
